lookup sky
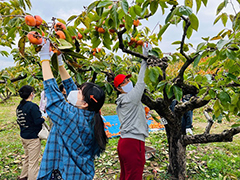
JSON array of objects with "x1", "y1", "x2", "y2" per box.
[{"x1": 0, "y1": 0, "x2": 238, "y2": 70}]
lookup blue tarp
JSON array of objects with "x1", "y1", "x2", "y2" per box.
[{"x1": 103, "y1": 115, "x2": 164, "y2": 138}]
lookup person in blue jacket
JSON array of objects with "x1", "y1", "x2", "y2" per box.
[
  {"x1": 16, "y1": 85, "x2": 45, "y2": 180},
  {"x1": 37, "y1": 40, "x2": 108, "y2": 180}
]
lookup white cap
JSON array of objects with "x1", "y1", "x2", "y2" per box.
[{"x1": 67, "y1": 90, "x2": 79, "y2": 106}]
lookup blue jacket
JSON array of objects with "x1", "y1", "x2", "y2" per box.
[{"x1": 37, "y1": 78, "x2": 98, "y2": 180}]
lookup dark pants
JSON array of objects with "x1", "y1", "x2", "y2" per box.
[{"x1": 117, "y1": 138, "x2": 145, "y2": 180}]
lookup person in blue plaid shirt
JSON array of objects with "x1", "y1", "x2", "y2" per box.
[{"x1": 37, "y1": 40, "x2": 108, "y2": 180}]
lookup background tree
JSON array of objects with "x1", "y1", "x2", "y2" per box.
[{"x1": 1, "y1": 0, "x2": 240, "y2": 179}]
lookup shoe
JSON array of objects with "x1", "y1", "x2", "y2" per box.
[{"x1": 186, "y1": 128, "x2": 193, "y2": 135}]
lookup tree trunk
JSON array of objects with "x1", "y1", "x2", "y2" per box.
[{"x1": 165, "y1": 125, "x2": 186, "y2": 180}]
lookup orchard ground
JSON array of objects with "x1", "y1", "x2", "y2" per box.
[{"x1": 0, "y1": 96, "x2": 239, "y2": 180}]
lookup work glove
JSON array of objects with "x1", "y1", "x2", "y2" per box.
[
  {"x1": 39, "y1": 39, "x2": 51, "y2": 62},
  {"x1": 142, "y1": 42, "x2": 152, "y2": 56},
  {"x1": 57, "y1": 54, "x2": 64, "y2": 67}
]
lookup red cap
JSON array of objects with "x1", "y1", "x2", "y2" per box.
[{"x1": 114, "y1": 74, "x2": 132, "y2": 88}]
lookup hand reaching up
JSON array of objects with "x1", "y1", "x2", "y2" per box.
[{"x1": 142, "y1": 42, "x2": 152, "y2": 56}]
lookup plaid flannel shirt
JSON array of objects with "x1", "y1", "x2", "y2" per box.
[{"x1": 37, "y1": 78, "x2": 97, "y2": 180}]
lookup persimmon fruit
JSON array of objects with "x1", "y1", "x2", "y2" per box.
[
  {"x1": 137, "y1": 40, "x2": 144, "y2": 46},
  {"x1": 56, "y1": 31, "x2": 66, "y2": 39},
  {"x1": 54, "y1": 22, "x2": 66, "y2": 31},
  {"x1": 27, "y1": 31, "x2": 42, "y2": 45},
  {"x1": 98, "y1": 27, "x2": 105, "y2": 33},
  {"x1": 133, "y1": 19, "x2": 140, "y2": 27},
  {"x1": 34, "y1": 15, "x2": 42, "y2": 26},
  {"x1": 109, "y1": 29, "x2": 115, "y2": 33},
  {"x1": 25, "y1": 15, "x2": 36, "y2": 26},
  {"x1": 50, "y1": 44, "x2": 61, "y2": 55},
  {"x1": 78, "y1": 32, "x2": 83, "y2": 39}
]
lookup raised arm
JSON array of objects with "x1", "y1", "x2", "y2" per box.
[
  {"x1": 57, "y1": 55, "x2": 71, "y2": 81},
  {"x1": 39, "y1": 40, "x2": 54, "y2": 80}
]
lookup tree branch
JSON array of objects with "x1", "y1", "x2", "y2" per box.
[
  {"x1": 0, "y1": 74, "x2": 27, "y2": 84},
  {"x1": 179, "y1": 16, "x2": 191, "y2": 61},
  {"x1": 182, "y1": 126, "x2": 240, "y2": 146},
  {"x1": 175, "y1": 96, "x2": 209, "y2": 117},
  {"x1": 203, "y1": 108, "x2": 214, "y2": 134}
]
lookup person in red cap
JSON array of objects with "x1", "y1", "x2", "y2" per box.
[{"x1": 114, "y1": 42, "x2": 152, "y2": 180}]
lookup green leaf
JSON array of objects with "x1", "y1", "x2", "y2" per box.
[
  {"x1": 193, "y1": 54, "x2": 202, "y2": 67},
  {"x1": 74, "y1": 16, "x2": 81, "y2": 28},
  {"x1": 105, "y1": 83, "x2": 113, "y2": 95},
  {"x1": 64, "y1": 50, "x2": 86, "y2": 59},
  {"x1": 103, "y1": 32, "x2": 112, "y2": 50},
  {"x1": 227, "y1": 73, "x2": 239, "y2": 83},
  {"x1": 7, "y1": 27, "x2": 17, "y2": 39},
  {"x1": 232, "y1": 12, "x2": 240, "y2": 31},
  {"x1": 91, "y1": 33, "x2": 101, "y2": 48},
  {"x1": 165, "y1": 83, "x2": 174, "y2": 99},
  {"x1": 165, "y1": 7, "x2": 179, "y2": 24},
  {"x1": 58, "y1": 39, "x2": 73, "y2": 49},
  {"x1": 213, "y1": 14, "x2": 222, "y2": 25},
  {"x1": 216, "y1": 2, "x2": 225, "y2": 15},
  {"x1": 124, "y1": 14, "x2": 133, "y2": 31},
  {"x1": 208, "y1": 55, "x2": 217, "y2": 67},
  {"x1": 158, "y1": 23, "x2": 170, "y2": 39},
  {"x1": 51, "y1": 53, "x2": 58, "y2": 70},
  {"x1": 189, "y1": 13, "x2": 199, "y2": 31},
  {"x1": 201, "y1": 0, "x2": 208, "y2": 7},
  {"x1": 63, "y1": 29, "x2": 73, "y2": 43},
  {"x1": 216, "y1": 39, "x2": 230, "y2": 50},
  {"x1": 218, "y1": 91, "x2": 231, "y2": 105},
  {"x1": 120, "y1": 0, "x2": 129, "y2": 15},
  {"x1": 196, "y1": 42, "x2": 206, "y2": 51},
  {"x1": 185, "y1": 0, "x2": 193, "y2": 8},
  {"x1": 186, "y1": 26, "x2": 193, "y2": 39},
  {"x1": 75, "y1": 73, "x2": 83, "y2": 85},
  {"x1": 232, "y1": 124, "x2": 240, "y2": 128},
  {"x1": 209, "y1": 89, "x2": 216, "y2": 98},
  {"x1": 231, "y1": 93, "x2": 239, "y2": 105},
  {"x1": 27, "y1": 75, "x2": 34, "y2": 84},
  {"x1": 221, "y1": 13, "x2": 228, "y2": 26},
  {"x1": 57, "y1": 18, "x2": 66, "y2": 25},
  {"x1": 213, "y1": 99, "x2": 221, "y2": 112},
  {"x1": 18, "y1": 35, "x2": 26, "y2": 57},
  {"x1": 133, "y1": 5, "x2": 142, "y2": 16},
  {"x1": 148, "y1": 67, "x2": 159, "y2": 83},
  {"x1": 157, "y1": 81, "x2": 167, "y2": 91},
  {"x1": 173, "y1": 85, "x2": 183, "y2": 101},
  {"x1": 7, "y1": 84, "x2": 16, "y2": 93},
  {"x1": 87, "y1": 1, "x2": 98, "y2": 13},
  {"x1": 178, "y1": 6, "x2": 192, "y2": 16},
  {"x1": 24, "y1": 0, "x2": 32, "y2": 9},
  {"x1": 97, "y1": 0, "x2": 113, "y2": 8},
  {"x1": 110, "y1": 4, "x2": 119, "y2": 28},
  {"x1": 67, "y1": 15, "x2": 78, "y2": 22},
  {"x1": 226, "y1": 49, "x2": 237, "y2": 60},
  {"x1": 195, "y1": 0, "x2": 201, "y2": 12},
  {"x1": 67, "y1": 26, "x2": 78, "y2": 36},
  {"x1": 150, "y1": 1, "x2": 158, "y2": 15},
  {"x1": 172, "y1": 41, "x2": 181, "y2": 45}
]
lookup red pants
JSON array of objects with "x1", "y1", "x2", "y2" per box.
[{"x1": 117, "y1": 137, "x2": 145, "y2": 180}]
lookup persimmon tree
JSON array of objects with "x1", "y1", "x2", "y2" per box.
[{"x1": 1, "y1": 0, "x2": 240, "y2": 179}]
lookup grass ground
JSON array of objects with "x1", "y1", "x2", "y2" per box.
[{"x1": 0, "y1": 96, "x2": 240, "y2": 180}]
